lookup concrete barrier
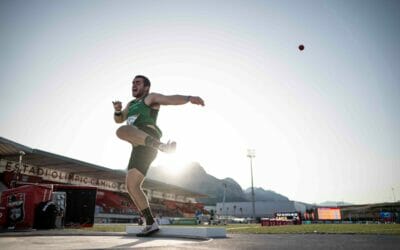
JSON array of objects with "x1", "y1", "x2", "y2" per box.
[{"x1": 126, "y1": 225, "x2": 226, "y2": 238}]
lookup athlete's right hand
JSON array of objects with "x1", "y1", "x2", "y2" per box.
[{"x1": 112, "y1": 101, "x2": 122, "y2": 112}]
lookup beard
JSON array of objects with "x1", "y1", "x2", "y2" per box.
[{"x1": 132, "y1": 89, "x2": 148, "y2": 98}]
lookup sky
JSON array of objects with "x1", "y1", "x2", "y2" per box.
[{"x1": 1, "y1": 0, "x2": 399, "y2": 205}]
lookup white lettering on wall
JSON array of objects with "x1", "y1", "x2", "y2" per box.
[{"x1": 0, "y1": 159, "x2": 125, "y2": 192}]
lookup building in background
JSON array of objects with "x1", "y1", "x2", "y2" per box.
[{"x1": 216, "y1": 201, "x2": 298, "y2": 218}]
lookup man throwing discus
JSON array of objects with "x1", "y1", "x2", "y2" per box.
[{"x1": 113, "y1": 75, "x2": 204, "y2": 236}]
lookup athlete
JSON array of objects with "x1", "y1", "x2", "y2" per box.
[{"x1": 113, "y1": 75, "x2": 204, "y2": 236}]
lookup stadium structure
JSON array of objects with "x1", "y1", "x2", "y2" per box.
[
  {"x1": 0, "y1": 137, "x2": 207, "y2": 224},
  {"x1": 216, "y1": 199, "x2": 400, "y2": 223},
  {"x1": 1, "y1": 136, "x2": 398, "y2": 228}
]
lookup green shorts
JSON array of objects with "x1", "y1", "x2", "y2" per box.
[{"x1": 127, "y1": 126, "x2": 160, "y2": 175}]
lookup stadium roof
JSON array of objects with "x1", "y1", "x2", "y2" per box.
[
  {"x1": 0, "y1": 136, "x2": 207, "y2": 198},
  {"x1": 339, "y1": 201, "x2": 400, "y2": 211}
]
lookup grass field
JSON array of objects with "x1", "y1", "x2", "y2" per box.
[
  {"x1": 81, "y1": 223, "x2": 400, "y2": 235},
  {"x1": 226, "y1": 223, "x2": 400, "y2": 235}
]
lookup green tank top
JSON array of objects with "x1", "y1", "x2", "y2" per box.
[{"x1": 127, "y1": 97, "x2": 162, "y2": 137}]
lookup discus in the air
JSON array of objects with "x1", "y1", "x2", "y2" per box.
[{"x1": 298, "y1": 44, "x2": 305, "y2": 51}]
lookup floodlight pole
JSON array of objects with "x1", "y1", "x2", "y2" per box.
[
  {"x1": 12, "y1": 151, "x2": 25, "y2": 187},
  {"x1": 247, "y1": 149, "x2": 256, "y2": 221},
  {"x1": 392, "y1": 187, "x2": 396, "y2": 202},
  {"x1": 18, "y1": 151, "x2": 25, "y2": 182},
  {"x1": 222, "y1": 183, "x2": 227, "y2": 216}
]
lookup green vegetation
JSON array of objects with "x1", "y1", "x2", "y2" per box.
[
  {"x1": 80, "y1": 223, "x2": 400, "y2": 235},
  {"x1": 226, "y1": 223, "x2": 400, "y2": 235},
  {"x1": 81, "y1": 224, "x2": 128, "y2": 232}
]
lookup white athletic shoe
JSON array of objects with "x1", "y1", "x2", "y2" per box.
[
  {"x1": 158, "y1": 140, "x2": 176, "y2": 153},
  {"x1": 136, "y1": 222, "x2": 160, "y2": 237}
]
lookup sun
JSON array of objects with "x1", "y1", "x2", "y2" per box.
[{"x1": 154, "y1": 149, "x2": 192, "y2": 175}]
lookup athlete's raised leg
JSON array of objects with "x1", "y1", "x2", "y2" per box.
[{"x1": 116, "y1": 125, "x2": 176, "y2": 153}]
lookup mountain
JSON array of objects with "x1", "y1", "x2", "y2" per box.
[
  {"x1": 147, "y1": 162, "x2": 247, "y2": 205},
  {"x1": 147, "y1": 162, "x2": 289, "y2": 205},
  {"x1": 244, "y1": 187, "x2": 290, "y2": 201},
  {"x1": 318, "y1": 201, "x2": 353, "y2": 207}
]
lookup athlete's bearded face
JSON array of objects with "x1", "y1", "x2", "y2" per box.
[{"x1": 132, "y1": 77, "x2": 149, "y2": 98}]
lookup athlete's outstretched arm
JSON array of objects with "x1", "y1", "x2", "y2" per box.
[{"x1": 146, "y1": 93, "x2": 205, "y2": 107}]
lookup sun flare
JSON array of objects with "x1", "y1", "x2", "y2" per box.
[{"x1": 154, "y1": 149, "x2": 193, "y2": 175}]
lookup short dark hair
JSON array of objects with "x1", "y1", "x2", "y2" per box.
[{"x1": 134, "y1": 75, "x2": 151, "y2": 87}]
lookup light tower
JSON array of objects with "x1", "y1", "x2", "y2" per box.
[
  {"x1": 12, "y1": 151, "x2": 25, "y2": 188},
  {"x1": 247, "y1": 149, "x2": 256, "y2": 221},
  {"x1": 392, "y1": 187, "x2": 396, "y2": 202},
  {"x1": 222, "y1": 182, "x2": 227, "y2": 216}
]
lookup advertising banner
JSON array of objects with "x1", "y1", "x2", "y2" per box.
[{"x1": 0, "y1": 159, "x2": 126, "y2": 192}]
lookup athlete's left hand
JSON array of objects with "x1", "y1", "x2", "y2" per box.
[{"x1": 189, "y1": 96, "x2": 205, "y2": 106}]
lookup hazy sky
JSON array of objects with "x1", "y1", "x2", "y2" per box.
[{"x1": 1, "y1": 0, "x2": 399, "y2": 204}]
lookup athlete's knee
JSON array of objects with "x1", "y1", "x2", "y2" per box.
[
  {"x1": 127, "y1": 177, "x2": 140, "y2": 190},
  {"x1": 126, "y1": 169, "x2": 144, "y2": 194},
  {"x1": 116, "y1": 125, "x2": 129, "y2": 140},
  {"x1": 127, "y1": 185, "x2": 138, "y2": 197}
]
